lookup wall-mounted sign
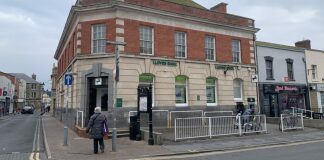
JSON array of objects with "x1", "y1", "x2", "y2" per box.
[
  {"x1": 251, "y1": 74, "x2": 258, "y2": 83},
  {"x1": 95, "y1": 78, "x2": 102, "y2": 86},
  {"x1": 247, "y1": 98, "x2": 255, "y2": 103},
  {"x1": 263, "y1": 84, "x2": 306, "y2": 94},
  {"x1": 0, "y1": 88, "x2": 2, "y2": 96},
  {"x1": 116, "y1": 98, "x2": 123, "y2": 108},
  {"x1": 215, "y1": 65, "x2": 236, "y2": 70},
  {"x1": 275, "y1": 86, "x2": 298, "y2": 93},
  {"x1": 152, "y1": 60, "x2": 177, "y2": 67},
  {"x1": 317, "y1": 84, "x2": 324, "y2": 92}
]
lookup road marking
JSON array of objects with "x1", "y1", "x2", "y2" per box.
[
  {"x1": 32, "y1": 119, "x2": 39, "y2": 151},
  {"x1": 37, "y1": 119, "x2": 40, "y2": 151},
  {"x1": 130, "y1": 138, "x2": 324, "y2": 160},
  {"x1": 35, "y1": 152, "x2": 40, "y2": 160},
  {"x1": 29, "y1": 152, "x2": 34, "y2": 160},
  {"x1": 30, "y1": 118, "x2": 42, "y2": 160}
]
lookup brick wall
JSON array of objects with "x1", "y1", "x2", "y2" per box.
[
  {"x1": 80, "y1": 0, "x2": 253, "y2": 28},
  {"x1": 123, "y1": 19, "x2": 252, "y2": 63},
  {"x1": 57, "y1": 18, "x2": 253, "y2": 77}
]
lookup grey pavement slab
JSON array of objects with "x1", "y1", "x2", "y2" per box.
[
  {"x1": 43, "y1": 114, "x2": 324, "y2": 159},
  {"x1": 42, "y1": 115, "x2": 170, "y2": 160}
]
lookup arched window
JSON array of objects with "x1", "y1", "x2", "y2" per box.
[
  {"x1": 175, "y1": 76, "x2": 188, "y2": 106},
  {"x1": 139, "y1": 74, "x2": 154, "y2": 106},
  {"x1": 206, "y1": 77, "x2": 217, "y2": 105},
  {"x1": 233, "y1": 79, "x2": 243, "y2": 101}
]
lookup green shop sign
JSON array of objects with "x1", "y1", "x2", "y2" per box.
[
  {"x1": 152, "y1": 60, "x2": 177, "y2": 67},
  {"x1": 215, "y1": 65, "x2": 236, "y2": 70}
]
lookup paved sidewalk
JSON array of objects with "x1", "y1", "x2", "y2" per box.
[
  {"x1": 42, "y1": 115, "x2": 170, "y2": 160},
  {"x1": 42, "y1": 114, "x2": 324, "y2": 160}
]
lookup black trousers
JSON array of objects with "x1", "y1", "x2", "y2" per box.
[{"x1": 93, "y1": 138, "x2": 104, "y2": 153}]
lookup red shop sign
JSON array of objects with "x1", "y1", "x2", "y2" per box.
[
  {"x1": 275, "y1": 86, "x2": 298, "y2": 93},
  {"x1": 0, "y1": 88, "x2": 2, "y2": 96}
]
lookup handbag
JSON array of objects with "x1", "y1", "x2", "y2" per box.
[{"x1": 103, "y1": 117, "x2": 109, "y2": 136}]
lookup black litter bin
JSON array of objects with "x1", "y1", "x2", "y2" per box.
[{"x1": 129, "y1": 115, "x2": 138, "y2": 140}]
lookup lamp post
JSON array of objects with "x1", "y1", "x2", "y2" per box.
[{"x1": 106, "y1": 40, "x2": 126, "y2": 152}]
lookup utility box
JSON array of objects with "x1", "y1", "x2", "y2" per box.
[{"x1": 129, "y1": 115, "x2": 138, "y2": 140}]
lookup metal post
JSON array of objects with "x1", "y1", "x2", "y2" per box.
[
  {"x1": 63, "y1": 126, "x2": 68, "y2": 146},
  {"x1": 81, "y1": 111, "x2": 84, "y2": 128},
  {"x1": 148, "y1": 84, "x2": 154, "y2": 145},
  {"x1": 301, "y1": 113, "x2": 304, "y2": 130},
  {"x1": 281, "y1": 114, "x2": 284, "y2": 133},
  {"x1": 106, "y1": 40, "x2": 126, "y2": 152},
  {"x1": 136, "y1": 87, "x2": 142, "y2": 141},
  {"x1": 239, "y1": 115, "x2": 242, "y2": 136},
  {"x1": 208, "y1": 117, "x2": 212, "y2": 138},
  {"x1": 174, "y1": 119, "x2": 177, "y2": 142},
  {"x1": 112, "y1": 46, "x2": 119, "y2": 152}
]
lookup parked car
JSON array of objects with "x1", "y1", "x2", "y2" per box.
[{"x1": 21, "y1": 106, "x2": 34, "y2": 114}]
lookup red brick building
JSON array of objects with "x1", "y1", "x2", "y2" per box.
[{"x1": 54, "y1": 0, "x2": 259, "y2": 126}]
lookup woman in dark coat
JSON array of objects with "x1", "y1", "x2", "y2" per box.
[{"x1": 86, "y1": 107, "x2": 108, "y2": 154}]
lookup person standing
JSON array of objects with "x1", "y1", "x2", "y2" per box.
[{"x1": 86, "y1": 107, "x2": 109, "y2": 154}]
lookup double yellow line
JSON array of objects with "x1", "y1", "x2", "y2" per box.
[
  {"x1": 29, "y1": 152, "x2": 40, "y2": 160},
  {"x1": 30, "y1": 118, "x2": 41, "y2": 160}
]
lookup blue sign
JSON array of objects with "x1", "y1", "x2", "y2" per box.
[{"x1": 64, "y1": 74, "x2": 73, "y2": 85}]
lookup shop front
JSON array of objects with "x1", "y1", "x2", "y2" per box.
[
  {"x1": 316, "y1": 84, "x2": 324, "y2": 113},
  {"x1": 260, "y1": 84, "x2": 307, "y2": 117}
]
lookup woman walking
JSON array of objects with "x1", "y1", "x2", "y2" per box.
[{"x1": 86, "y1": 107, "x2": 109, "y2": 154}]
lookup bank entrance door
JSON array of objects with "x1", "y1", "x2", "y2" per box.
[{"x1": 88, "y1": 77, "x2": 108, "y2": 119}]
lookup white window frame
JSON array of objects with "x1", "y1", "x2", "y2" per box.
[
  {"x1": 140, "y1": 26, "x2": 154, "y2": 55},
  {"x1": 233, "y1": 79, "x2": 243, "y2": 101},
  {"x1": 265, "y1": 59, "x2": 274, "y2": 79},
  {"x1": 287, "y1": 61, "x2": 294, "y2": 81},
  {"x1": 175, "y1": 76, "x2": 188, "y2": 107},
  {"x1": 311, "y1": 65, "x2": 318, "y2": 81},
  {"x1": 232, "y1": 40, "x2": 241, "y2": 63},
  {"x1": 205, "y1": 36, "x2": 216, "y2": 61},
  {"x1": 175, "y1": 32, "x2": 187, "y2": 59},
  {"x1": 206, "y1": 78, "x2": 218, "y2": 106},
  {"x1": 91, "y1": 24, "x2": 106, "y2": 54}
]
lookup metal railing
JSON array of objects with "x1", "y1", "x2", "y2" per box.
[
  {"x1": 204, "y1": 111, "x2": 234, "y2": 117},
  {"x1": 76, "y1": 111, "x2": 84, "y2": 128},
  {"x1": 175, "y1": 115, "x2": 267, "y2": 141},
  {"x1": 280, "y1": 113, "x2": 304, "y2": 132},
  {"x1": 291, "y1": 107, "x2": 313, "y2": 119},
  {"x1": 169, "y1": 110, "x2": 204, "y2": 128},
  {"x1": 128, "y1": 110, "x2": 169, "y2": 128}
]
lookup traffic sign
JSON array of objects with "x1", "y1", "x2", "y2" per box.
[{"x1": 64, "y1": 74, "x2": 73, "y2": 85}]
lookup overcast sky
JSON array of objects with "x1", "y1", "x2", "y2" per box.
[{"x1": 0, "y1": 0, "x2": 323, "y2": 90}]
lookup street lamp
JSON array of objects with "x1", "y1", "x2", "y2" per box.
[{"x1": 106, "y1": 40, "x2": 126, "y2": 152}]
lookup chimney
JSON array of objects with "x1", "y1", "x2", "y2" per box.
[
  {"x1": 295, "y1": 40, "x2": 311, "y2": 49},
  {"x1": 210, "y1": 2, "x2": 228, "y2": 13},
  {"x1": 32, "y1": 73, "x2": 36, "y2": 80}
]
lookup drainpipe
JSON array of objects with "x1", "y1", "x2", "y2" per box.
[
  {"x1": 303, "y1": 56, "x2": 311, "y2": 111},
  {"x1": 254, "y1": 35, "x2": 261, "y2": 114}
]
